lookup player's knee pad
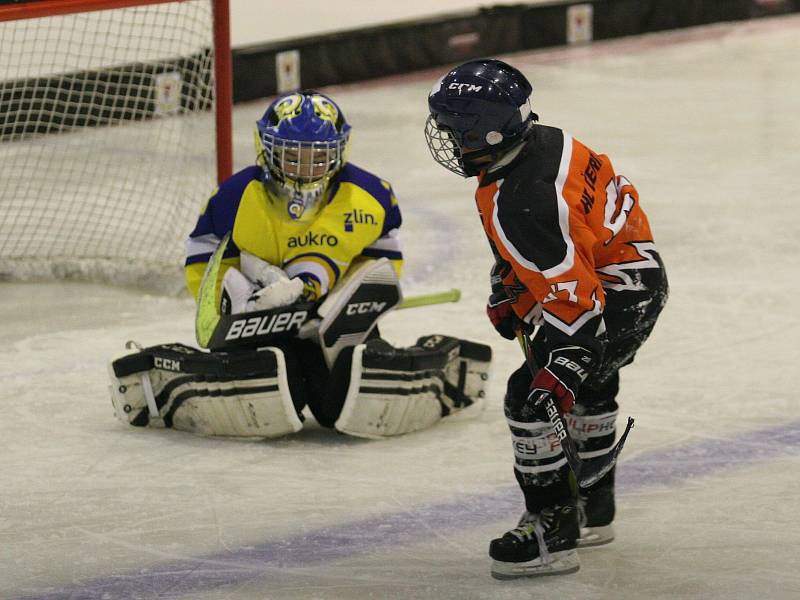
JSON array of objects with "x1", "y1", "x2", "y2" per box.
[
  {"x1": 565, "y1": 401, "x2": 618, "y2": 459},
  {"x1": 504, "y1": 362, "x2": 539, "y2": 422},
  {"x1": 108, "y1": 342, "x2": 302, "y2": 439},
  {"x1": 334, "y1": 334, "x2": 492, "y2": 438},
  {"x1": 506, "y1": 410, "x2": 569, "y2": 487},
  {"x1": 503, "y1": 363, "x2": 571, "y2": 487}
]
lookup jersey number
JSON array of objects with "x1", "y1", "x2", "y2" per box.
[{"x1": 603, "y1": 175, "x2": 635, "y2": 242}]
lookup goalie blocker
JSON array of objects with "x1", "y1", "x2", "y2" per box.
[{"x1": 108, "y1": 334, "x2": 491, "y2": 439}]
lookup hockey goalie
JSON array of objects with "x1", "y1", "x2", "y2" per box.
[{"x1": 107, "y1": 90, "x2": 492, "y2": 440}]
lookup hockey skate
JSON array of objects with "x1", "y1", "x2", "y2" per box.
[
  {"x1": 577, "y1": 471, "x2": 615, "y2": 547},
  {"x1": 489, "y1": 503, "x2": 580, "y2": 579}
]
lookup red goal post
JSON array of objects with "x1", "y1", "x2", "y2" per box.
[
  {"x1": 0, "y1": 0, "x2": 232, "y2": 182},
  {"x1": 0, "y1": 0, "x2": 233, "y2": 288}
]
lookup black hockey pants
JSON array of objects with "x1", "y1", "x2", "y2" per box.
[{"x1": 506, "y1": 260, "x2": 669, "y2": 511}]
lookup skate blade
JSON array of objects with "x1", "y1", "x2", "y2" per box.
[
  {"x1": 490, "y1": 549, "x2": 580, "y2": 580},
  {"x1": 577, "y1": 524, "x2": 615, "y2": 548}
]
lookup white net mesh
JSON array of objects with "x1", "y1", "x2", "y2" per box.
[{"x1": 0, "y1": 1, "x2": 218, "y2": 291}]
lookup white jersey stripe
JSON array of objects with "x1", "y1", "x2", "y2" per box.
[
  {"x1": 542, "y1": 288, "x2": 602, "y2": 337},
  {"x1": 185, "y1": 233, "x2": 221, "y2": 260},
  {"x1": 490, "y1": 133, "x2": 576, "y2": 278}
]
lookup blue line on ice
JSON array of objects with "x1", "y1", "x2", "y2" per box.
[{"x1": 14, "y1": 419, "x2": 800, "y2": 599}]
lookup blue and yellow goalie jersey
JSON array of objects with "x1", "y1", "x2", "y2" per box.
[{"x1": 184, "y1": 163, "x2": 403, "y2": 300}]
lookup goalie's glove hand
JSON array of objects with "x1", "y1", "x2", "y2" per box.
[
  {"x1": 528, "y1": 346, "x2": 595, "y2": 414},
  {"x1": 239, "y1": 250, "x2": 305, "y2": 309},
  {"x1": 240, "y1": 251, "x2": 287, "y2": 289},
  {"x1": 247, "y1": 276, "x2": 304, "y2": 311},
  {"x1": 220, "y1": 266, "x2": 303, "y2": 314},
  {"x1": 487, "y1": 290, "x2": 532, "y2": 340}
]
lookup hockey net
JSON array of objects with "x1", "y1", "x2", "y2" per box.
[{"x1": 0, "y1": 0, "x2": 232, "y2": 291}]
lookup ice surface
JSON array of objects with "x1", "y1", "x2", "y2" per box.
[{"x1": 2, "y1": 16, "x2": 800, "y2": 600}]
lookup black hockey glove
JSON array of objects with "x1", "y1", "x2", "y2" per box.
[
  {"x1": 528, "y1": 345, "x2": 595, "y2": 413},
  {"x1": 487, "y1": 255, "x2": 534, "y2": 340},
  {"x1": 487, "y1": 290, "x2": 533, "y2": 340}
]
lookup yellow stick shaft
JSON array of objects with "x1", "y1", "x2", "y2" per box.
[{"x1": 398, "y1": 288, "x2": 461, "y2": 310}]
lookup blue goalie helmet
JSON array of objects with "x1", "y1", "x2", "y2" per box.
[
  {"x1": 256, "y1": 91, "x2": 351, "y2": 220},
  {"x1": 425, "y1": 59, "x2": 537, "y2": 177}
]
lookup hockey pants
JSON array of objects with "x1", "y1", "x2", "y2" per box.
[{"x1": 505, "y1": 263, "x2": 669, "y2": 511}]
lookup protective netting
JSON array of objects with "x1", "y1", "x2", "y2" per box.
[{"x1": 0, "y1": 1, "x2": 218, "y2": 291}]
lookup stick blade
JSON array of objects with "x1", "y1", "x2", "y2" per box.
[
  {"x1": 576, "y1": 417, "x2": 634, "y2": 487},
  {"x1": 195, "y1": 232, "x2": 230, "y2": 348}
]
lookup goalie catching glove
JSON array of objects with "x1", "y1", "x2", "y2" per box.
[
  {"x1": 529, "y1": 346, "x2": 595, "y2": 414},
  {"x1": 220, "y1": 252, "x2": 304, "y2": 314}
]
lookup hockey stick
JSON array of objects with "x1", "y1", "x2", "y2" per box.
[
  {"x1": 516, "y1": 330, "x2": 634, "y2": 488},
  {"x1": 398, "y1": 288, "x2": 460, "y2": 309},
  {"x1": 195, "y1": 232, "x2": 231, "y2": 348}
]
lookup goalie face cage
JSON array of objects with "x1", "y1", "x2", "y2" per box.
[{"x1": 0, "y1": 0, "x2": 232, "y2": 290}]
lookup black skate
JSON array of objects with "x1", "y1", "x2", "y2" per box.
[
  {"x1": 577, "y1": 471, "x2": 615, "y2": 547},
  {"x1": 489, "y1": 503, "x2": 580, "y2": 579}
]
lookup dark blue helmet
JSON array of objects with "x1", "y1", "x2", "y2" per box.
[
  {"x1": 425, "y1": 59, "x2": 536, "y2": 177},
  {"x1": 256, "y1": 90, "x2": 351, "y2": 221}
]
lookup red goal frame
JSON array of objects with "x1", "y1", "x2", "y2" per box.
[{"x1": 0, "y1": 0, "x2": 233, "y2": 184}]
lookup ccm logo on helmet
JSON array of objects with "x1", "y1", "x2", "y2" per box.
[
  {"x1": 346, "y1": 301, "x2": 387, "y2": 316},
  {"x1": 448, "y1": 82, "x2": 483, "y2": 93}
]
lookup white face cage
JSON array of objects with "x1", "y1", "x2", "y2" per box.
[
  {"x1": 424, "y1": 115, "x2": 468, "y2": 177},
  {"x1": 259, "y1": 133, "x2": 350, "y2": 219},
  {"x1": 262, "y1": 136, "x2": 347, "y2": 186}
]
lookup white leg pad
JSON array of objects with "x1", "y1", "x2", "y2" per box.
[
  {"x1": 334, "y1": 345, "x2": 443, "y2": 439},
  {"x1": 439, "y1": 341, "x2": 492, "y2": 420},
  {"x1": 334, "y1": 335, "x2": 492, "y2": 438},
  {"x1": 108, "y1": 344, "x2": 302, "y2": 439}
]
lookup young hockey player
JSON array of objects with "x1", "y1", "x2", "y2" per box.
[
  {"x1": 108, "y1": 90, "x2": 491, "y2": 440},
  {"x1": 425, "y1": 60, "x2": 668, "y2": 578}
]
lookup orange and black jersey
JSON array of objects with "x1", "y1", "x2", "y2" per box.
[{"x1": 476, "y1": 125, "x2": 663, "y2": 357}]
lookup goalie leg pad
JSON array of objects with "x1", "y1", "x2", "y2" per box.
[
  {"x1": 417, "y1": 335, "x2": 492, "y2": 417},
  {"x1": 334, "y1": 335, "x2": 492, "y2": 438},
  {"x1": 108, "y1": 343, "x2": 302, "y2": 439}
]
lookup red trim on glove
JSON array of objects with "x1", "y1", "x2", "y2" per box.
[
  {"x1": 487, "y1": 301, "x2": 513, "y2": 328},
  {"x1": 531, "y1": 367, "x2": 576, "y2": 413}
]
